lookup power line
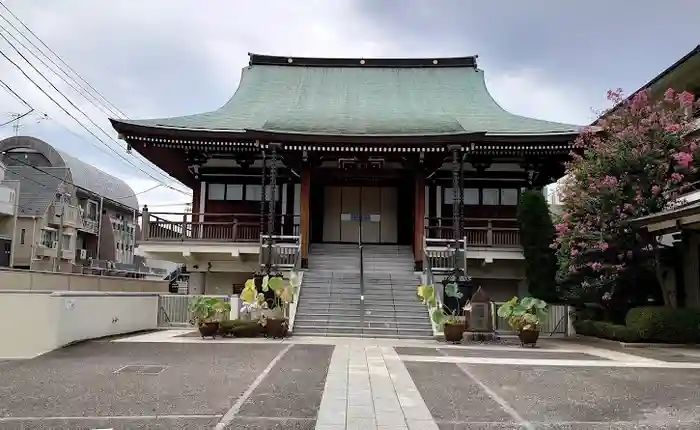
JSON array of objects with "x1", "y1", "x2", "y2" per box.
[
  {"x1": 0, "y1": 20, "x2": 121, "y2": 119},
  {"x1": 0, "y1": 1, "x2": 127, "y2": 118},
  {"x1": 0, "y1": 39, "x2": 190, "y2": 197},
  {"x1": 0, "y1": 76, "x2": 31, "y2": 107},
  {"x1": 0, "y1": 109, "x2": 32, "y2": 128}
]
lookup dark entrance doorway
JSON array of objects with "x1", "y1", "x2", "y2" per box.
[{"x1": 0, "y1": 238, "x2": 11, "y2": 267}]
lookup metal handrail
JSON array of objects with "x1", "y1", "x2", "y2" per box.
[{"x1": 358, "y1": 226, "x2": 365, "y2": 328}]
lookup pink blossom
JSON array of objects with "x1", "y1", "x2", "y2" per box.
[
  {"x1": 555, "y1": 223, "x2": 569, "y2": 233},
  {"x1": 664, "y1": 88, "x2": 675, "y2": 102},
  {"x1": 601, "y1": 175, "x2": 618, "y2": 187},
  {"x1": 671, "y1": 172, "x2": 684, "y2": 182},
  {"x1": 590, "y1": 262, "x2": 603, "y2": 271},
  {"x1": 570, "y1": 248, "x2": 579, "y2": 256},
  {"x1": 651, "y1": 185, "x2": 661, "y2": 195},
  {"x1": 598, "y1": 242, "x2": 609, "y2": 251},
  {"x1": 678, "y1": 91, "x2": 695, "y2": 107},
  {"x1": 673, "y1": 151, "x2": 693, "y2": 168},
  {"x1": 549, "y1": 242, "x2": 558, "y2": 250},
  {"x1": 690, "y1": 142, "x2": 698, "y2": 152},
  {"x1": 665, "y1": 124, "x2": 682, "y2": 134}
]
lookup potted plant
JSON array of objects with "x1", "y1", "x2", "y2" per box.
[
  {"x1": 417, "y1": 282, "x2": 465, "y2": 343},
  {"x1": 241, "y1": 273, "x2": 296, "y2": 339},
  {"x1": 188, "y1": 296, "x2": 231, "y2": 338},
  {"x1": 497, "y1": 296, "x2": 548, "y2": 346}
]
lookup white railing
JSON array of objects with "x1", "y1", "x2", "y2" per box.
[
  {"x1": 259, "y1": 234, "x2": 301, "y2": 271},
  {"x1": 423, "y1": 236, "x2": 467, "y2": 274},
  {"x1": 157, "y1": 294, "x2": 232, "y2": 327},
  {"x1": 491, "y1": 302, "x2": 571, "y2": 335}
]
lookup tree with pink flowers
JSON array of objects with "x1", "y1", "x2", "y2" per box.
[{"x1": 553, "y1": 88, "x2": 700, "y2": 308}]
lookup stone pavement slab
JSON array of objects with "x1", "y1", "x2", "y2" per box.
[
  {"x1": 236, "y1": 344, "x2": 333, "y2": 418},
  {"x1": 396, "y1": 346, "x2": 607, "y2": 361},
  {"x1": 0, "y1": 416, "x2": 221, "y2": 429},
  {"x1": 466, "y1": 364, "x2": 700, "y2": 425},
  {"x1": 0, "y1": 341, "x2": 286, "y2": 418}
]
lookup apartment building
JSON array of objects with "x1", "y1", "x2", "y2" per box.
[
  {"x1": 0, "y1": 136, "x2": 139, "y2": 273},
  {"x1": 0, "y1": 160, "x2": 19, "y2": 267}
]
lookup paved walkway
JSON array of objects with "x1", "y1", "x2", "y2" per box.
[{"x1": 2, "y1": 330, "x2": 700, "y2": 429}]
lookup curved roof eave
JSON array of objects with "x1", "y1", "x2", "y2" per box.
[{"x1": 111, "y1": 55, "x2": 582, "y2": 140}]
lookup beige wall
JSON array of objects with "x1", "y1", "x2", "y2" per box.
[
  {"x1": 203, "y1": 271, "x2": 252, "y2": 295},
  {"x1": 0, "y1": 291, "x2": 158, "y2": 359},
  {"x1": 0, "y1": 268, "x2": 169, "y2": 292},
  {"x1": 0, "y1": 215, "x2": 13, "y2": 239},
  {"x1": 12, "y1": 217, "x2": 38, "y2": 267}
]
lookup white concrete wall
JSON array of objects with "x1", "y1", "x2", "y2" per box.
[{"x1": 0, "y1": 291, "x2": 159, "y2": 359}]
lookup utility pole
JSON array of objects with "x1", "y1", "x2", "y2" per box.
[{"x1": 53, "y1": 196, "x2": 65, "y2": 272}]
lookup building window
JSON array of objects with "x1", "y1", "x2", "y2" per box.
[
  {"x1": 208, "y1": 183, "x2": 226, "y2": 200},
  {"x1": 501, "y1": 189, "x2": 519, "y2": 206},
  {"x1": 482, "y1": 188, "x2": 500, "y2": 205},
  {"x1": 226, "y1": 184, "x2": 243, "y2": 200},
  {"x1": 86, "y1": 201, "x2": 98, "y2": 220},
  {"x1": 40, "y1": 229, "x2": 58, "y2": 248},
  {"x1": 20, "y1": 228, "x2": 25, "y2": 245},
  {"x1": 62, "y1": 234, "x2": 71, "y2": 250},
  {"x1": 463, "y1": 188, "x2": 479, "y2": 205}
]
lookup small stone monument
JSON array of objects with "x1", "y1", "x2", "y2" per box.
[{"x1": 465, "y1": 286, "x2": 495, "y2": 341}]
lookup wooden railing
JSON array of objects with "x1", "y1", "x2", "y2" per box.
[
  {"x1": 424, "y1": 218, "x2": 520, "y2": 247},
  {"x1": 141, "y1": 211, "x2": 299, "y2": 242}
]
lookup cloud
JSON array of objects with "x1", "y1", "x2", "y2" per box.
[{"x1": 2, "y1": 0, "x2": 697, "y2": 214}]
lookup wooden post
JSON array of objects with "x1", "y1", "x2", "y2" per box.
[
  {"x1": 299, "y1": 167, "x2": 311, "y2": 268},
  {"x1": 413, "y1": 172, "x2": 425, "y2": 271}
]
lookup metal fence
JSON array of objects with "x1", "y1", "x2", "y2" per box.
[
  {"x1": 491, "y1": 302, "x2": 570, "y2": 335},
  {"x1": 158, "y1": 294, "x2": 231, "y2": 327}
]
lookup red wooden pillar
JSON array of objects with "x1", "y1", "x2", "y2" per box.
[
  {"x1": 413, "y1": 172, "x2": 425, "y2": 271},
  {"x1": 299, "y1": 167, "x2": 311, "y2": 268}
]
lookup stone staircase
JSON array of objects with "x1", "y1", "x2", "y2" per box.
[{"x1": 293, "y1": 244, "x2": 433, "y2": 338}]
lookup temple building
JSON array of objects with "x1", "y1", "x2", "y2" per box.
[{"x1": 111, "y1": 54, "x2": 580, "y2": 335}]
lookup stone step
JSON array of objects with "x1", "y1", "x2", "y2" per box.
[
  {"x1": 292, "y1": 325, "x2": 433, "y2": 338},
  {"x1": 294, "y1": 312, "x2": 430, "y2": 321},
  {"x1": 293, "y1": 319, "x2": 433, "y2": 329}
]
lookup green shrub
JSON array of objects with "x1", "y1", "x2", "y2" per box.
[
  {"x1": 218, "y1": 319, "x2": 262, "y2": 338},
  {"x1": 574, "y1": 320, "x2": 642, "y2": 343},
  {"x1": 572, "y1": 304, "x2": 604, "y2": 322},
  {"x1": 625, "y1": 307, "x2": 700, "y2": 344}
]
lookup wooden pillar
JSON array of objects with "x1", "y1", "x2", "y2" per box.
[
  {"x1": 413, "y1": 171, "x2": 425, "y2": 271},
  {"x1": 299, "y1": 166, "x2": 311, "y2": 268}
]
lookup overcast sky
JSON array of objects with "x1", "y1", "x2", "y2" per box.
[{"x1": 0, "y1": 0, "x2": 698, "y2": 212}]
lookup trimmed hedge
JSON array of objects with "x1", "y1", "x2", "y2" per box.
[
  {"x1": 218, "y1": 319, "x2": 263, "y2": 338},
  {"x1": 574, "y1": 320, "x2": 642, "y2": 343},
  {"x1": 625, "y1": 307, "x2": 700, "y2": 344}
]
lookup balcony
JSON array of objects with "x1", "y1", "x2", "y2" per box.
[
  {"x1": 35, "y1": 242, "x2": 58, "y2": 258},
  {"x1": 141, "y1": 212, "x2": 300, "y2": 242},
  {"x1": 424, "y1": 217, "x2": 521, "y2": 247},
  {"x1": 47, "y1": 203, "x2": 80, "y2": 227},
  {"x1": 78, "y1": 217, "x2": 100, "y2": 235},
  {"x1": 0, "y1": 183, "x2": 15, "y2": 216}
]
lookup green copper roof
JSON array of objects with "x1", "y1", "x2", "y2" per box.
[{"x1": 115, "y1": 54, "x2": 581, "y2": 137}]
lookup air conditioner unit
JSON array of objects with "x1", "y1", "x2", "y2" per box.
[{"x1": 79, "y1": 249, "x2": 87, "y2": 259}]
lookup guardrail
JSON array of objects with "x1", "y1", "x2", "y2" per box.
[
  {"x1": 258, "y1": 234, "x2": 301, "y2": 271},
  {"x1": 141, "y1": 210, "x2": 299, "y2": 242},
  {"x1": 157, "y1": 294, "x2": 232, "y2": 327},
  {"x1": 491, "y1": 302, "x2": 570, "y2": 335},
  {"x1": 424, "y1": 218, "x2": 520, "y2": 247}
]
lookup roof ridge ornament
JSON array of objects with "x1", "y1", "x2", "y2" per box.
[{"x1": 248, "y1": 53, "x2": 478, "y2": 69}]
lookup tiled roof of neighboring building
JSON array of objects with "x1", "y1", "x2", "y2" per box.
[
  {"x1": 4, "y1": 165, "x2": 69, "y2": 216},
  {"x1": 0, "y1": 136, "x2": 139, "y2": 210},
  {"x1": 112, "y1": 54, "x2": 581, "y2": 138}
]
